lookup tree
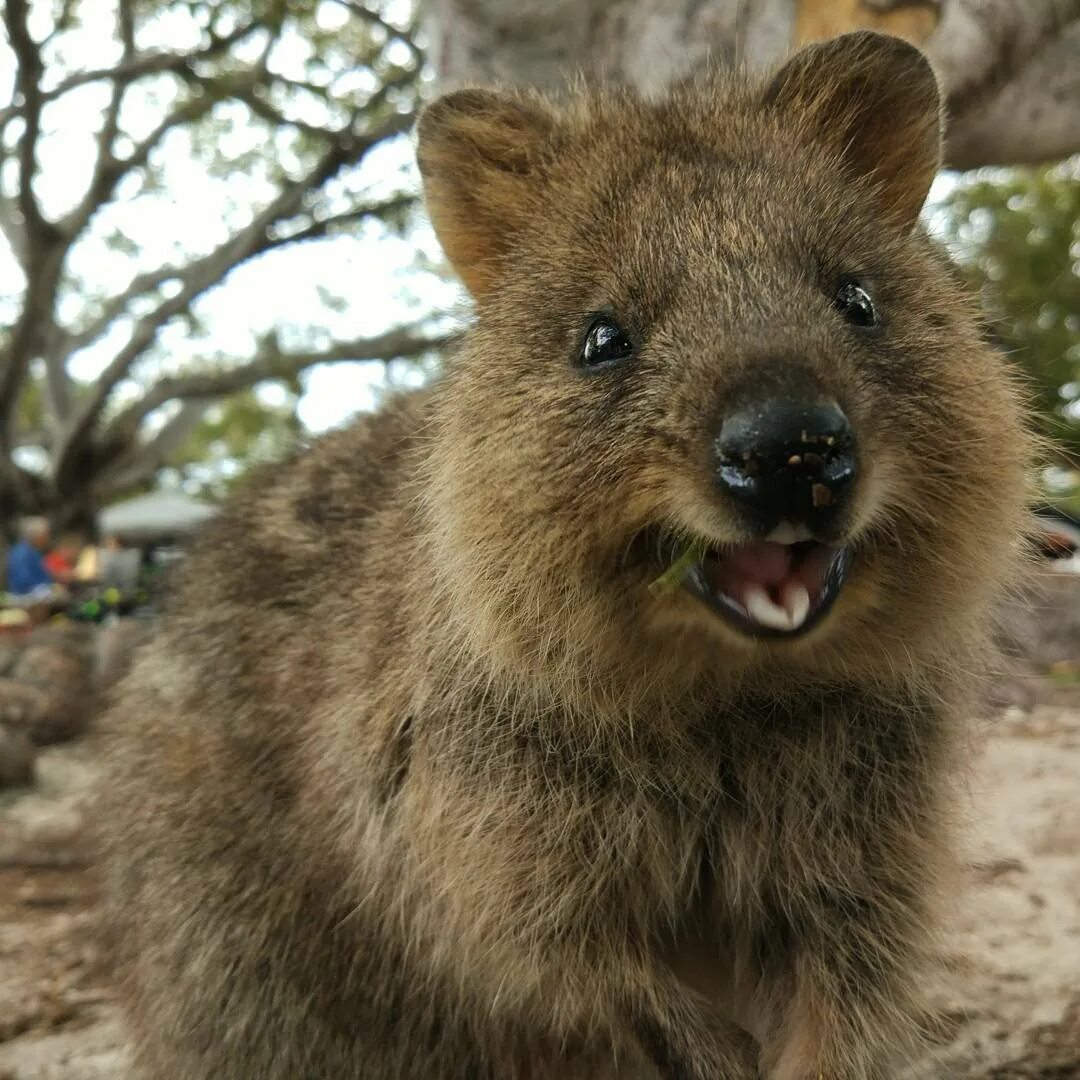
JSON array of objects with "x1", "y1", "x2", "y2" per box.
[
  {"x1": 134, "y1": 385, "x2": 303, "y2": 502},
  {"x1": 0, "y1": 0, "x2": 451, "y2": 532},
  {"x1": 425, "y1": 0, "x2": 1080, "y2": 169},
  {"x1": 938, "y1": 158, "x2": 1080, "y2": 485}
]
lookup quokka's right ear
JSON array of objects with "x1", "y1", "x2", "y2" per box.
[
  {"x1": 417, "y1": 89, "x2": 556, "y2": 300},
  {"x1": 763, "y1": 31, "x2": 942, "y2": 232}
]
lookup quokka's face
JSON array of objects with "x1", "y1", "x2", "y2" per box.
[{"x1": 419, "y1": 32, "x2": 1028, "y2": 677}]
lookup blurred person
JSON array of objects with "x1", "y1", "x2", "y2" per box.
[
  {"x1": 75, "y1": 541, "x2": 99, "y2": 581},
  {"x1": 44, "y1": 532, "x2": 84, "y2": 585},
  {"x1": 6, "y1": 516, "x2": 54, "y2": 596},
  {"x1": 100, "y1": 534, "x2": 141, "y2": 594}
]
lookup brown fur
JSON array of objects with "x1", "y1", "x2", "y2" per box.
[{"x1": 101, "y1": 33, "x2": 1030, "y2": 1080}]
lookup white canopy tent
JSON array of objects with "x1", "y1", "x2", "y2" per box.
[{"x1": 97, "y1": 492, "x2": 219, "y2": 544}]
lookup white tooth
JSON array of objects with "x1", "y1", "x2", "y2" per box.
[
  {"x1": 765, "y1": 521, "x2": 814, "y2": 545},
  {"x1": 744, "y1": 584, "x2": 794, "y2": 631},
  {"x1": 784, "y1": 583, "x2": 811, "y2": 629},
  {"x1": 766, "y1": 521, "x2": 798, "y2": 544}
]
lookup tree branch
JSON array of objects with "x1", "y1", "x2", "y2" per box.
[
  {"x1": 59, "y1": 93, "x2": 218, "y2": 239},
  {"x1": 357, "y1": 62, "x2": 422, "y2": 118},
  {"x1": 2, "y1": 0, "x2": 54, "y2": 246},
  {"x1": 0, "y1": 457, "x2": 49, "y2": 528},
  {"x1": 63, "y1": 267, "x2": 190, "y2": 358},
  {"x1": 0, "y1": 18, "x2": 264, "y2": 128},
  {"x1": 62, "y1": 191, "x2": 417, "y2": 365},
  {"x1": 52, "y1": 108, "x2": 416, "y2": 489},
  {"x1": 928, "y1": 0, "x2": 1080, "y2": 119},
  {"x1": 232, "y1": 84, "x2": 338, "y2": 140},
  {"x1": 13, "y1": 428, "x2": 49, "y2": 450},
  {"x1": 103, "y1": 323, "x2": 453, "y2": 450},
  {"x1": 329, "y1": 0, "x2": 426, "y2": 67},
  {"x1": 97, "y1": 400, "x2": 210, "y2": 495},
  {"x1": 0, "y1": 0, "x2": 67, "y2": 458},
  {"x1": 35, "y1": 5, "x2": 140, "y2": 424},
  {"x1": 42, "y1": 345, "x2": 71, "y2": 424},
  {"x1": 59, "y1": 0, "x2": 136, "y2": 242},
  {"x1": 0, "y1": 195, "x2": 29, "y2": 268},
  {"x1": 940, "y1": 15, "x2": 1080, "y2": 169},
  {"x1": 0, "y1": 105, "x2": 27, "y2": 268},
  {"x1": 268, "y1": 193, "x2": 419, "y2": 246},
  {"x1": 38, "y1": 0, "x2": 79, "y2": 47},
  {"x1": 0, "y1": 246, "x2": 65, "y2": 459}
]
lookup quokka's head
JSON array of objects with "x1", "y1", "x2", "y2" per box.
[{"x1": 417, "y1": 32, "x2": 1030, "y2": 698}]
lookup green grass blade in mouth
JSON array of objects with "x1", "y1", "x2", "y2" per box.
[{"x1": 648, "y1": 539, "x2": 708, "y2": 595}]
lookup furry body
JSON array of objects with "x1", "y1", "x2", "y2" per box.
[{"x1": 103, "y1": 33, "x2": 1029, "y2": 1080}]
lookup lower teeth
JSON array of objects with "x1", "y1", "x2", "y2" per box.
[{"x1": 742, "y1": 583, "x2": 811, "y2": 631}]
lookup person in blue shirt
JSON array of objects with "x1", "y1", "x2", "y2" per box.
[{"x1": 6, "y1": 517, "x2": 55, "y2": 596}]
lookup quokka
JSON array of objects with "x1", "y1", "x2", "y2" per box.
[{"x1": 102, "y1": 30, "x2": 1030, "y2": 1080}]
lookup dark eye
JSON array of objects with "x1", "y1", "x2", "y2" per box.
[
  {"x1": 579, "y1": 315, "x2": 635, "y2": 369},
  {"x1": 833, "y1": 281, "x2": 878, "y2": 328}
]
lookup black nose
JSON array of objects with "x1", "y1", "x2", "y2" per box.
[{"x1": 713, "y1": 399, "x2": 857, "y2": 533}]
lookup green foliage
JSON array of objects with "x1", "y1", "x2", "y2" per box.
[
  {"x1": 938, "y1": 158, "x2": 1080, "y2": 499},
  {"x1": 165, "y1": 384, "x2": 302, "y2": 500},
  {"x1": 649, "y1": 540, "x2": 708, "y2": 595}
]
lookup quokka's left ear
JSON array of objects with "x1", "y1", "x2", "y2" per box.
[{"x1": 764, "y1": 31, "x2": 943, "y2": 231}]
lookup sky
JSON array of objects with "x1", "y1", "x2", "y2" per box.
[{"x1": 0, "y1": 1, "x2": 958, "y2": 445}]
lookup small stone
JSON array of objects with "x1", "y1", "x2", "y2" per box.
[
  {"x1": 0, "y1": 676, "x2": 88, "y2": 744},
  {"x1": 0, "y1": 722, "x2": 36, "y2": 788}
]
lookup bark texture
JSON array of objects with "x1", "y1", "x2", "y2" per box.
[{"x1": 425, "y1": 0, "x2": 1080, "y2": 168}]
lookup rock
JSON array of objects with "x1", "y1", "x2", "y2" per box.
[
  {"x1": 0, "y1": 677, "x2": 85, "y2": 745},
  {"x1": 28, "y1": 620, "x2": 95, "y2": 653},
  {"x1": 996, "y1": 569, "x2": 1080, "y2": 670},
  {"x1": 0, "y1": 723, "x2": 35, "y2": 788},
  {"x1": 95, "y1": 619, "x2": 151, "y2": 687},
  {"x1": 0, "y1": 1007, "x2": 133, "y2": 1079},
  {"x1": 984, "y1": 568, "x2": 1080, "y2": 715},
  {"x1": 14, "y1": 643, "x2": 91, "y2": 692},
  {"x1": 0, "y1": 679, "x2": 54, "y2": 727},
  {"x1": 0, "y1": 630, "x2": 97, "y2": 745},
  {"x1": 0, "y1": 639, "x2": 23, "y2": 677}
]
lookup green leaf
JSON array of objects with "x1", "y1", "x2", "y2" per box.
[{"x1": 648, "y1": 539, "x2": 708, "y2": 595}]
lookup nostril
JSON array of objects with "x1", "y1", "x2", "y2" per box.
[{"x1": 713, "y1": 399, "x2": 857, "y2": 528}]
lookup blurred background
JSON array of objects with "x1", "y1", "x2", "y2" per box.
[
  {"x1": 0, "y1": 3, "x2": 1079, "y2": 1078},
  {"x1": 0, "y1": 0, "x2": 1077, "y2": 543},
  {"x1": 0, "y1": 0, "x2": 451, "y2": 529}
]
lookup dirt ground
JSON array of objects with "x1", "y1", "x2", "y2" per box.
[
  {"x1": 0, "y1": 691, "x2": 1078, "y2": 1078},
  {"x1": 0, "y1": 734, "x2": 127, "y2": 1080}
]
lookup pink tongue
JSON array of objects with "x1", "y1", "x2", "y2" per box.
[
  {"x1": 708, "y1": 541, "x2": 833, "y2": 614},
  {"x1": 721, "y1": 541, "x2": 794, "y2": 588}
]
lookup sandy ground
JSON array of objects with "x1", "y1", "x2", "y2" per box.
[
  {"x1": 918, "y1": 699, "x2": 1080, "y2": 1078},
  {"x1": 0, "y1": 735, "x2": 127, "y2": 1080},
  {"x1": 1, "y1": 697, "x2": 1078, "y2": 1079}
]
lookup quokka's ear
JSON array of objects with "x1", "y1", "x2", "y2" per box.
[
  {"x1": 764, "y1": 31, "x2": 942, "y2": 231},
  {"x1": 417, "y1": 89, "x2": 556, "y2": 299}
]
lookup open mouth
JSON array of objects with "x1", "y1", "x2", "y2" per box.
[{"x1": 652, "y1": 531, "x2": 852, "y2": 639}]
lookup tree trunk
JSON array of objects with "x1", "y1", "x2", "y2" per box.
[{"x1": 425, "y1": 0, "x2": 1080, "y2": 169}]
